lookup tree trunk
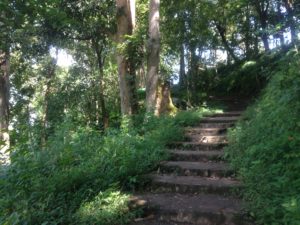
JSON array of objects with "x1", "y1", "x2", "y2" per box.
[
  {"x1": 275, "y1": 0, "x2": 285, "y2": 46},
  {"x1": 179, "y1": 44, "x2": 186, "y2": 89},
  {"x1": 261, "y1": 18, "x2": 270, "y2": 51},
  {"x1": 216, "y1": 24, "x2": 239, "y2": 62},
  {"x1": 116, "y1": 0, "x2": 137, "y2": 116},
  {"x1": 146, "y1": 0, "x2": 160, "y2": 115},
  {"x1": 254, "y1": 0, "x2": 270, "y2": 51},
  {"x1": 93, "y1": 39, "x2": 109, "y2": 129},
  {"x1": 189, "y1": 44, "x2": 198, "y2": 104},
  {"x1": 41, "y1": 55, "x2": 56, "y2": 147},
  {"x1": 156, "y1": 81, "x2": 177, "y2": 116},
  {"x1": 283, "y1": 0, "x2": 297, "y2": 43},
  {"x1": 0, "y1": 50, "x2": 10, "y2": 164},
  {"x1": 245, "y1": 4, "x2": 252, "y2": 58}
]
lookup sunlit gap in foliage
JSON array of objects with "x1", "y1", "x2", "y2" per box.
[{"x1": 50, "y1": 47, "x2": 75, "y2": 68}]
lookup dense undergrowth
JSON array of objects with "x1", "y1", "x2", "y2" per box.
[
  {"x1": 172, "y1": 46, "x2": 294, "y2": 106},
  {"x1": 0, "y1": 108, "x2": 216, "y2": 225},
  {"x1": 226, "y1": 48, "x2": 300, "y2": 225},
  {"x1": 214, "y1": 47, "x2": 298, "y2": 97}
]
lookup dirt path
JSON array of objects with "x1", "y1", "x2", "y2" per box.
[{"x1": 130, "y1": 106, "x2": 252, "y2": 224}]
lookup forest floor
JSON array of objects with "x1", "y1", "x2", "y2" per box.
[{"x1": 129, "y1": 98, "x2": 254, "y2": 225}]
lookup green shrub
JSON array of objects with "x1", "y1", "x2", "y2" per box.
[
  {"x1": 75, "y1": 189, "x2": 134, "y2": 225},
  {"x1": 225, "y1": 49, "x2": 300, "y2": 225},
  {"x1": 2, "y1": 108, "x2": 219, "y2": 225},
  {"x1": 173, "y1": 108, "x2": 222, "y2": 127},
  {"x1": 213, "y1": 47, "x2": 291, "y2": 96}
]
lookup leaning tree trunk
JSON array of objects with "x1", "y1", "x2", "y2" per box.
[
  {"x1": 146, "y1": 0, "x2": 160, "y2": 115},
  {"x1": 216, "y1": 24, "x2": 239, "y2": 62},
  {"x1": 116, "y1": 0, "x2": 137, "y2": 116},
  {"x1": 0, "y1": 50, "x2": 10, "y2": 164}
]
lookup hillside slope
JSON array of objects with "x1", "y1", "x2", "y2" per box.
[{"x1": 225, "y1": 48, "x2": 300, "y2": 224}]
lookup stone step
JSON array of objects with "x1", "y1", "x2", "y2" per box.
[
  {"x1": 130, "y1": 193, "x2": 248, "y2": 225},
  {"x1": 131, "y1": 218, "x2": 193, "y2": 225},
  {"x1": 169, "y1": 150, "x2": 224, "y2": 162},
  {"x1": 200, "y1": 116, "x2": 240, "y2": 124},
  {"x1": 205, "y1": 111, "x2": 243, "y2": 117},
  {"x1": 159, "y1": 161, "x2": 232, "y2": 178},
  {"x1": 149, "y1": 175, "x2": 242, "y2": 195},
  {"x1": 185, "y1": 127, "x2": 227, "y2": 136},
  {"x1": 169, "y1": 142, "x2": 227, "y2": 151},
  {"x1": 185, "y1": 134, "x2": 228, "y2": 144},
  {"x1": 197, "y1": 123, "x2": 234, "y2": 129}
]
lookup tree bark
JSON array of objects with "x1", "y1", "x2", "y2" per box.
[
  {"x1": 244, "y1": 4, "x2": 253, "y2": 58},
  {"x1": 283, "y1": 0, "x2": 298, "y2": 43},
  {"x1": 253, "y1": 0, "x2": 270, "y2": 51},
  {"x1": 189, "y1": 44, "x2": 198, "y2": 104},
  {"x1": 273, "y1": 0, "x2": 285, "y2": 46},
  {"x1": 116, "y1": 0, "x2": 137, "y2": 116},
  {"x1": 0, "y1": 50, "x2": 10, "y2": 164},
  {"x1": 146, "y1": 0, "x2": 160, "y2": 115},
  {"x1": 216, "y1": 23, "x2": 239, "y2": 62},
  {"x1": 261, "y1": 20, "x2": 270, "y2": 51},
  {"x1": 41, "y1": 55, "x2": 56, "y2": 147},
  {"x1": 179, "y1": 44, "x2": 186, "y2": 89},
  {"x1": 156, "y1": 81, "x2": 177, "y2": 116},
  {"x1": 93, "y1": 39, "x2": 109, "y2": 129}
]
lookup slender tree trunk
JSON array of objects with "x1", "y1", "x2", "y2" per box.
[
  {"x1": 93, "y1": 39, "x2": 109, "y2": 129},
  {"x1": 261, "y1": 20, "x2": 270, "y2": 51},
  {"x1": 254, "y1": 21, "x2": 260, "y2": 55},
  {"x1": 190, "y1": 44, "x2": 198, "y2": 104},
  {"x1": 245, "y1": 4, "x2": 252, "y2": 58},
  {"x1": 179, "y1": 44, "x2": 186, "y2": 89},
  {"x1": 116, "y1": 0, "x2": 137, "y2": 116},
  {"x1": 0, "y1": 50, "x2": 10, "y2": 164},
  {"x1": 254, "y1": 1, "x2": 270, "y2": 51},
  {"x1": 276, "y1": 0, "x2": 285, "y2": 46},
  {"x1": 146, "y1": 0, "x2": 160, "y2": 114},
  {"x1": 283, "y1": 0, "x2": 297, "y2": 43},
  {"x1": 41, "y1": 55, "x2": 56, "y2": 147},
  {"x1": 128, "y1": 56, "x2": 139, "y2": 114},
  {"x1": 216, "y1": 24, "x2": 239, "y2": 62}
]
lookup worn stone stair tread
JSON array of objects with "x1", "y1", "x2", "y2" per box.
[
  {"x1": 161, "y1": 161, "x2": 230, "y2": 171},
  {"x1": 150, "y1": 174, "x2": 241, "y2": 188},
  {"x1": 185, "y1": 127, "x2": 228, "y2": 135},
  {"x1": 197, "y1": 123, "x2": 235, "y2": 129},
  {"x1": 131, "y1": 218, "x2": 193, "y2": 225},
  {"x1": 169, "y1": 150, "x2": 223, "y2": 158},
  {"x1": 200, "y1": 117, "x2": 240, "y2": 123},
  {"x1": 170, "y1": 142, "x2": 227, "y2": 150},
  {"x1": 205, "y1": 111, "x2": 243, "y2": 117},
  {"x1": 130, "y1": 193, "x2": 244, "y2": 224},
  {"x1": 128, "y1": 105, "x2": 250, "y2": 224},
  {"x1": 185, "y1": 134, "x2": 228, "y2": 143}
]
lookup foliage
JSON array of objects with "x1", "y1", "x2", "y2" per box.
[
  {"x1": 75, "y1": 189, "x2": 133, "y2": 225},
  {"x1": 208, "y1": 46, "x2": 294, "y2": 96},
  {"x1": 225, "y1": 49, "x2": 300, "y2": 224},
  {"x1": 173, "y1": 108, "x2": 222, "y2": 127},
  {"x1": 0, "y1": 109, "x2": 198, "y2": 224}
]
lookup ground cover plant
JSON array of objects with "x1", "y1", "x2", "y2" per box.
[
  {"x1": 225, "y1": 49, "x2": 300, "y2": 225},
  {"x1": 0, "y1": 108, "x2": 217, "y2": 225}
]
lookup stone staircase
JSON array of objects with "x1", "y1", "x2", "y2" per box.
[{"x1": 131, "y1": 111, "x2": 251, "y2": 225}]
